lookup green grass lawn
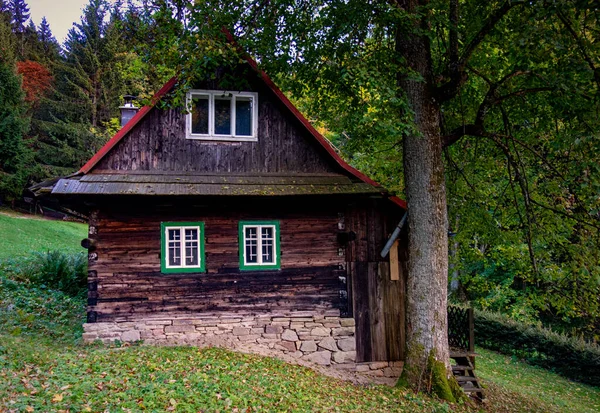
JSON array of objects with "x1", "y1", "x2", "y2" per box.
[
  {"x1": 477, "y1": 348, "x2": 600, "y2": 413},
  {"x1": 0, "y1": 210, "x2": 87, "y2": 260},
  {"x1": 1, "y1": 340, "x2": 462, "y2": 413},
  {"x1": 1, "y1": 211, "x2": 599, "y2": 412}
]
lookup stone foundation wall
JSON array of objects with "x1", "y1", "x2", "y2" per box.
[{"x1": 83, "y1": 313, "x2": 402, "y2": 379}]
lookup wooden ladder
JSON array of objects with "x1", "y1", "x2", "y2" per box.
[{"x1": 450, "y1": 352, "x2": 484, "y2": 400}]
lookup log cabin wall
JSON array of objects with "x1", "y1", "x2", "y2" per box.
[
  {"x1": 86, "y1": 201, "x2": 347, "y2": 323},
  {"x1": 345, "y1": 199, "x2": 407, "y2": 362},
  {"x1": 92, "y1": 78, "x2": 344, "y2": 175}
]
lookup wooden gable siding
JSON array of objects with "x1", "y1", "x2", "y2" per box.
[
  {"x1": 91, "y1": 80, "x2": 344, "y2": 175},
  {"x1": 345, "y1": 199, "x2": 407, "y2": 362},
  {"x1": 86, "y1": 203, "x2": 346, "y2": 322}
]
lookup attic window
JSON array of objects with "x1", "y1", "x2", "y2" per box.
[{"x1": 186, "y1": 90, "x2": 258, "y2": 141}]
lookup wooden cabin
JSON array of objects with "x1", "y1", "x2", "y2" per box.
[{"x1": 33, "y1": 57, "x2": 409, "y2": 375}]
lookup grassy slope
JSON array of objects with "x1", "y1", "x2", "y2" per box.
[
  {"x1": 477, "y1": 348, "x2": 600, "y2": 413},
  {"x1": 0, "y1": 340, "x2": 459, "y2": 413},
  {"x1": 0, "y1": 211, "x2": 87, "y2": 260},
  {"x1": 1, "y1": 212, "x2": 599, "y2": 412}
]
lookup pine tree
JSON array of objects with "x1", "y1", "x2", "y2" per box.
[
  {"x1": 0, "y1": 59, "x2": 31, "y2": 202},
  {"x1": 0, "y1": 6, "x2": 15, "y2": 63},
  {"x1": 9, "y1": 0, "x2": 29, "y2": 33},
  {"x1": 10, "y1": 0, "x2": 30, "y2": 58},
  {"x1": 37, "y1": 16, "x2": 59, "y2": 61}
]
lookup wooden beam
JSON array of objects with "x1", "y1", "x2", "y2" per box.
[{"x1": 390, "y1": 240, "x2": 400, "y2": 281}]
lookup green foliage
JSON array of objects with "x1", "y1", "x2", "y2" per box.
[
  {"x1": 0, "y1": 275, "x2": 85, "y2": 343},
  {"x1": 0, "y1": 9, "x2": 15, "y2": 64},
  {"x1": 474, "y1": 309, "x2": 600, "y2": 386},
  {"x1": 441, "y1": 1, "x2": 600, "y2": 339}
]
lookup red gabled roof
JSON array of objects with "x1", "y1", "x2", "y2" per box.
[
  {"x1": 79, "y1": 77, "x2": 178, "y2": 174},
  {"x1": 77, "y1": 36, "x2": 407, "y2": 210}
]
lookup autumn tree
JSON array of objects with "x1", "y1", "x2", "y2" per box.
[{"x1": 16, "y1": 60, "x2": 53, "y2": 107}]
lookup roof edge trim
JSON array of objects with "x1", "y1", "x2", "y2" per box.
[{"x1": 78, "y1": 77, "x2": 178, "y2": 174}]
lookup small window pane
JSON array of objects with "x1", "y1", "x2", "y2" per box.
[
  {"x1": 191, "y1": 96, "x2": 209, "y2": 134},
  {"x1": 261, "y1": 227, "x2": 273, "y2": 239},
  {"x1": 235, "y1": 97, "x2": 252, "y2": 136},
  {"x1": 168, "y1": 229, "x2": 180, "y2": 241},
  {"x1": 245, "y1": 227, "x2": 257, "y2": 239},
  {"x1": 246, "y1": 239, "x2": 258, "y2": 263},
  {"x1": 169, "y1": 241, "x2": 181, "y2": 266},
  {"x1": 185, "y1": 228, "x2": 198, "y2": 240},
  {"x1": 214, "y1": 97, "x2": 232, "y2": 135},
  {"x1": 185, "y1": 241, "x2": 199, "y2": 266},
  {"x1": 262, "y1": 239, "x2": 274, "y2": 263}
]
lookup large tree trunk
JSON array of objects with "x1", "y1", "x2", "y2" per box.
[{"x1": 395, "y1": 0, "x2": 456, "y2": 400}]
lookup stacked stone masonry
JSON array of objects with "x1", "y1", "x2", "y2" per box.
[{"x1": 83, "y1": 313, "x2": 402, "y2": 378}]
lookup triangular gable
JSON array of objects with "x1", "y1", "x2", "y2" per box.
[{"x1": 77, "y1": 42, "x2": 406, "y2": 209}]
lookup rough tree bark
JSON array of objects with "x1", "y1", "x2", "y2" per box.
[{"x1": 394, "y1": 0, "x2": 460, "y2": 401}]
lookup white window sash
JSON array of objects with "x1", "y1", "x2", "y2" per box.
[
  {"x1": 187, "y1": 90, "x2": 258, "y2": 141},
  {"x1": 165, "y1": 226, "x2": 201, "y2": 269},
  {"x1": 243, "y1": 225, "x2": 277, "y2": 266}
]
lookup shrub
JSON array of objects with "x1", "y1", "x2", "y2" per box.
[
  {"x1": 475, "y1": 309, "x2": 600, "y2": 386},
  {"x1": 29, "y1": 251, "x2": 87, "y2": 297}
]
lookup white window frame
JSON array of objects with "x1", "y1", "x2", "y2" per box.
[
  {"x1": 186, "y1": 90, "x2": 258, "y2": 142},
  {"x1": 162, "y1": 224, "x2": 203, "y2": 272},
  {"x1": 240, "y1": 223, "x2": 279, "y2": 268}
]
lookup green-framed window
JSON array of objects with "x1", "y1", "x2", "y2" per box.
[
  {"x1": 239, "y1": 221, "x2": 280, "y2": 270},
  {"x1": 161, "y1": 222, "x2": 205, "y2": 273}
]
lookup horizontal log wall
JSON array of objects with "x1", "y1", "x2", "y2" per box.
[{"x1": 88, "y1": 207, "x2": 346, "y2": 322}]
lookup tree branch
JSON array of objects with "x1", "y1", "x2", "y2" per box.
[
  {"x1": 493, "y1": 87, "x2": 554, "y2": 104},
  {"x1": 441, "y1": 63, "x2": 553, "y2": 148},
  {"x1": 556, "y1": 10, "x2": 600, "y2": 90},
  {"x1": 436, "y1": 1, "x2": 525, "y2": 102},
  {"x1": 448, "y1": 0, "x2": 459, "y2": 72},
  {"x1": 529, "y1": 198, "x2": 600, "y2": 231},
  {"x1": 442, "y1": 124, "x2": 484, "y2": 147}
]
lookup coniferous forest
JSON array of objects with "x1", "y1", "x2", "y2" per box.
[
  {"x1": 0, "y1": 0, "x2": 599, "y2": 345},
  {"x1": 0, "y1": 0, "x2": 174, "y2": 203}
]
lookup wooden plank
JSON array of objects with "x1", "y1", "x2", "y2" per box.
[
  {"x1": 369, "y1": 262, "x2": 387, "y2": 361},
  {"x1": 352, "y1": 261, "x2": 371, "y2": 362},
  {"x1": 390, "y1": 240, "x2": 400, "y2": 281}
]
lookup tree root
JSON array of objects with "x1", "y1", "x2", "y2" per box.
[{"x1": 396, "y1": 349, "x2": 466, "y2": 403}]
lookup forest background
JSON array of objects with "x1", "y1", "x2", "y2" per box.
[{"x1": 0, "y1": 0, "x2": 599, "y2": 343}]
